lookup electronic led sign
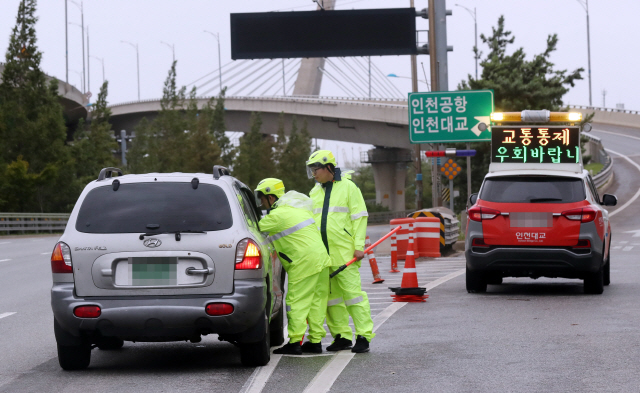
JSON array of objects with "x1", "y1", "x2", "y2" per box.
[
  {"x1": 491, "y1": 126, "x2": 580, "y2": 164},
  {"x1": 230, "y1": 8, "x2": 417, "y2": 59}
]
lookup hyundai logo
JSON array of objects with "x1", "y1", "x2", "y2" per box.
[{"x1": 143, "y1": 238, "x2": 162, "y2": 248}]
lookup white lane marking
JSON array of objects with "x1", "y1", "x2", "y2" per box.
[
  {"x1": 41, "y1": 252, "x2": 49, "y2": 255},
  {"x1": 0, "y1": 259, "x2": 11, "y2": 262},
  {"x1": 619, "y1": 241, "x2": 629, "y2": 244},
  {"x1": 0, "y1": 312, "x2": 16, "y2": 319},
  {"x1": 240, "y1": 323, "x2": 289, "y2": 393},
  {"x1": 613, "y1": 246, "x2": 622, "y2": 250},
  {"x1": 605, "y1": 148, "x2": 640, "y2": 218},
  {"x1": 623, "y1": 246, "x2": 633, "y2": 252},
  {"x1": 302, "y1": 268, "x2": 465, "y2": 393}
]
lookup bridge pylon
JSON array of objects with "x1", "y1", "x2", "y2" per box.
[{"x1": 361, "y1": 147, "x2": 412, "y2": 211}]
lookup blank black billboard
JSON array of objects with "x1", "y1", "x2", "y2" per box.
[{"x1": 230, "y1": 8, "x2": 417, "y2": 59}]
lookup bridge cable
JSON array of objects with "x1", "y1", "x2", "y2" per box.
[
  {"x1": 369, "y1": 60, "x2": 405, "y2": 98},
  {"x1": 233, "y1": 60, "x2": 280, "y2": 96},
  {"x1": 259, "y1": 59, "x2": 300, "y2": 96},
  {"x1": 247, "y1": 58, "x2": 296, "y2": 96},
  {"x1": 198, "y1": 59, "x2": 267, "y2": 94},
  {"x1": 350, "y1": 57, "x2": 398, "y2": 99},
  {"x1": 318, "y1": 67, "x2": 360, "y2": 98},
  {"x1": 284, "y1": 60, "x2": 302, "y2": 96},
  {"x1": 200, "y1": 59, "x2": 268, "y2": 96},
  {"x1": 325, "y1": 58, "x2": 369, "y2": 97},
  {"x1": 343, "y1": 57, "x2": 392, "y2": 99}
]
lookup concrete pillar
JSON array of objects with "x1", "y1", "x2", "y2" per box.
[{"x1": 365, "y1": 147, "x2": 412, "y2": 211}]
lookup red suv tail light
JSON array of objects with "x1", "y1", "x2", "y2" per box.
[
  {"x1": 561, "y1": 207, "x2": 597, "y2": 223},
  {"x1": 51, "y1": 242, "x2": 73, "y2": 273},
  {"x1": 74, "y1": 305, "x2": 101, "y2": 318},
  {"x1": 573, "y1": 239, "x2": 591, "y2": 248},
  {"x1": 205, "y1": 303, "x2": 234, "y2": 316},
  {"x1": 235, "y1": 238, "x2": 262, "y2": 270},
  {"x1": 468, "y1": 206, "x2": 501, "y2": 222}
]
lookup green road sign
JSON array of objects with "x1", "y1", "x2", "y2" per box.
[{"x1": 409, "y1": 90, "x2": 494, "y2": 143}]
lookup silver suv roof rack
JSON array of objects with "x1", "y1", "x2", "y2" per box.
[
  {"x1": 98, "y1": 167, "x2": 124, "y2": 181},
  {"x1": 213, "y1": 165, "x2": 230, "y2": 180}
]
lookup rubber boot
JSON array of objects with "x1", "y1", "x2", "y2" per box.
[
  {"x1": 351, "y1": 335, "x2": 370, "y2": 353},
  {"x1": 273, "y1": 341, "x2": 302, "y2": 355},
  {"x1": 301, "y1": 341, "x2": 322, "y2": 354},
  {"x1": 326, "y1": 334, "x2": 352, "y2": 351}
]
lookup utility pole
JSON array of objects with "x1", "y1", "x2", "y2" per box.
[
  {"x1": 602, "y1": 89, "x2": 607, "y2": 108},
  {"x1": 91, "y1": 56, "x2": 104, "y2": 83},
  {"x1": 411, "y1": 0, "x2": 423, "y2": 210},
  {"x1": 428, "y1": 0, "x2": 438, "y2": 207},
  {"x1": 455, "y1": 4, "x2": 477, "y2": 80},
  {"x1": 70, "y1": 1, "x2": 85, "y2": 93}
]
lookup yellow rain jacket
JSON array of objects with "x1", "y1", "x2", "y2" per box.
[{"x1": 259, "y1": 191, "x2": 330, "y2": 343}]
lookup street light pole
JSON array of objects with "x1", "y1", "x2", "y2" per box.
[
  {"x1": 65, "y1": 0, "x2": 68, "y2": 83},
  {"x1": 87, "y1": 25, "x2": 90, "y2": 97},
  {"x1": 70, "y1": 0, "x2": 85, "y2": 93},
  {"x1": 204, "y1": 31, "x2": 223, "y2": 93},
  {"x1": 91, "y1": 56, "x2": 104, "y2": 83},
  {"x1": 161, "y1": 41, "x2": 175, "y2": 62},
  {"x1": 121, "y1": 41, "x2": 140, "y2": 100},
  {"x1": 455, "y1": 4, "x2": 478, "y2": 80},
  {"x1": 576, "y1": 0, "x2": 592, "y2": 106}
]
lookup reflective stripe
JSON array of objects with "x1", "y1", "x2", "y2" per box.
[
  {"x1": 344, "y1": 296, "x2": 363, "y2": 306},
  {"x1": 403, "y1": 268, "x2": 417, "y2": 273},
  {"x1": 391, "y1": 246, "x2": 397, "y2": 251},
  {"x1": 417, "y1": 232, "x2": 440, "y2": 238},
  {"x1": 313, "y1": 206, "x2": 350, "y2": 214},
  {"x1": 327, "y1": 298, "x2": 343, "y2": 307},
  {"x1": 267, "y1": 218, "x2": 315, "y2": 243},
  {"x1": 414, "y1": 222, "x2": 440, "y2": 229},
  {"x1": 351, "y1": 211, "x2": 369, "y2": 220},
  {"x1": 406, "y1": 251, "x2": 414, "y2": 256},
  {"x1": 286, "y1": 305, "x2": 291, "y2": 312}
]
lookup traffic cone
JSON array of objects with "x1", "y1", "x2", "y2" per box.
[
  {"x1": 365, "y1": 236, "x2": 385, "y2": 284},
  {"x1": 390, "y1": 233, "x2": 400, "y2": 273},
  {"x1": 389, "y1": 223, "x2": 428, "y2": 302}
]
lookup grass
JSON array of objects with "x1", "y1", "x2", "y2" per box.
[{"x1": 584, "y1": 162, "x2": 604, "y2": 175}]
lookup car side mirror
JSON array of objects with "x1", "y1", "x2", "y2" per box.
[
  {"x1": 469, "y1": 193, "x2": 478, "y2": 206},
  {"x1": 602, "y1": 194, "x2": 617, "y2": 206}
]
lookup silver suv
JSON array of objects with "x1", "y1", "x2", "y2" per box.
[{"x1": 50, "y1": 167, "x2": 284, "y2": 370}]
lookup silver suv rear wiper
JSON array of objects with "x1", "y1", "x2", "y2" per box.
[{"x1": 139, "y1": 230, "x2": 206, "y2": 241}]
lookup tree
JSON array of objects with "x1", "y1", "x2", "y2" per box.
[
  {"x1": 452, "y1": 15, "x2": 585, "y2": 213},
  {"x1": 209, "y1": 88, "x2": 234, "y2": 168},
  {"x1": 71, "y1": 81, "x2": 118, "y2": 184},
  {"x1": 233, "y1": 112, "x2": 276, "y2": 188},
  {"x1": 0, "y1": 0, "x2": 70, "y2": 212},
  {"x1": 276, "y1": 116, "x2": 314, "y2": 193},
  {"x1": 127, "y1": 61, "x2": 223, "y2": 174}
]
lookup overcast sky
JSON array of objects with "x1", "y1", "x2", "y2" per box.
[{"x1": 2, "y1": 0, "x2": 638, "y2": 166}]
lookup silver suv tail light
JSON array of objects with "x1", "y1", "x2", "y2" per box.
[{"x1": 51, "y1": 242, "x2": 73, "y2": 273}]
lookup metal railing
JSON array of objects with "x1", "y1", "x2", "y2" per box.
[
  {"x1": 0, "y1": 213, "x2": 69, "y2": 234},
  {"x1": 583, "y1": 133, "x2": 614, "y2": 189}
]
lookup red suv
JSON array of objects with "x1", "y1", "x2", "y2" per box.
[{"x1": 465, "y1": 169, "x2": 616, "y2": 294}]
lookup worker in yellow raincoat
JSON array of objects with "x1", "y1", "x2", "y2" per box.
[
  {"x1": 255, "y1": 178, "x2": 330, "y2": 354},
  {"x1": 306, "y1": 150, "x2": 374, "y2": 353}
]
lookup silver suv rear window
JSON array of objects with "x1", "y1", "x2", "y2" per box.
[
  {"x1": 480, "y1": 176, "x2": 585, "y2": 203},
  {"x1": 75, "y1": 182, "x2": 233, "y2": 233}
]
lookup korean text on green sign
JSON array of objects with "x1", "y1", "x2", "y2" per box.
[{"x1": 409, "y1": 90, "x2": 494, "y2": 143}]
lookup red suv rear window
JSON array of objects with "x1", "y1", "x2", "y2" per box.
[{"x1": 480, "y1": 176, "x2": 585, "y2": 203}]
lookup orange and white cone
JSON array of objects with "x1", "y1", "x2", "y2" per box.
[
  {"x1": 390, "y1": 233, "x2": 400, "y2": 273},
  {"x1": 365, "y1": 236, "x2": 385, "y2": 284},
  {"x1": 389, "y1": 223, "x2": 428, "y2": 302}
]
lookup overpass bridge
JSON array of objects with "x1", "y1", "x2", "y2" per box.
[
  {"x1": 108, "y1": 94, "x2": 640, "y2": 211},
  {"x1": 0, "y1": 62, "x2": 88, "y2": 125}
]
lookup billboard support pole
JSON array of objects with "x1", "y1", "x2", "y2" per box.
[{"x1": 411, "y1": 0, "x2": 423, "y2": 210}]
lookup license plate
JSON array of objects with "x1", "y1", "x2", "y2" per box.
[
  {"x1": 510, "y1": 212, "x2": 553, "y2": 228},
  {"x1": 129, "y1": 257, "x2": 178, "y2": 286}
]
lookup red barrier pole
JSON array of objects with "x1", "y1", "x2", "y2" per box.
[{"x1": 330, "y1": 226, "x2": 402, "y2": 278}]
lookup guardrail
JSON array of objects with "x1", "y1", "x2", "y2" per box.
[
  {"x1": 0, "y1": 213, "x2": 70, "y2": 234},
  {"x1": 583, "y1": 133, "x2": 613, "y2": 189}
]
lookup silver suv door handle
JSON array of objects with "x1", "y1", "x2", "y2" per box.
[{"x1": 185, "y1": 267, "x2": 214, "y2": 275}]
